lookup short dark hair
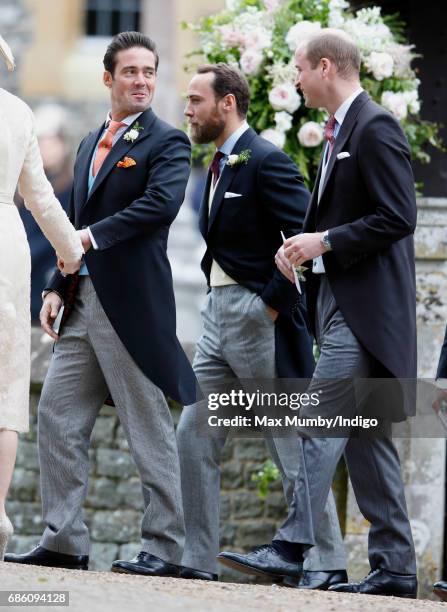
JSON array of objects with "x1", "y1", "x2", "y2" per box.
[
  {"x1": 103, "y1": 31, "x2": 159, "y2": 76},
  {"x1": 197, "y1": 63, "x2": 250, "y2": 118},
  {"x1": 304, "y1": 30, "x2": 360, "y2": 79}
]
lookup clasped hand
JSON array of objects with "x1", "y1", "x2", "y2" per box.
[
  {"x1": 275, "y1": 232, "x2": 327, "y2": 282},
  {"x1": 57, "y1": 229, "x2": 92, "y2": 275}
]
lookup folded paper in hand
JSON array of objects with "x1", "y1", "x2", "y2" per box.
[{"x1": 281, "y1": 231, "x2": 301, "y2": 295}]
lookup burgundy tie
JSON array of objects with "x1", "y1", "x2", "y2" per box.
[
  {"x1": 323, "y1": 115, "x2": 337, "y2": 157},
  {"x1": 210, "y1": 151, "x2": 225, "y2": 187}
]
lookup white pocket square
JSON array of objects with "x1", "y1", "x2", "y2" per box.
[
  {"x1": 336, "y1": 151, "x2": 350, "y2": 160},
  {"x1": 224, "y1": 192, "x2": 242, "y2": 198}
]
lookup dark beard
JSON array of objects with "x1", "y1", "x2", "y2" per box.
[{"x1": 190, "y1": 115, "x2": 226, "y2": 144}]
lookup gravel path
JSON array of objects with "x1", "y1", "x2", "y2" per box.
[{"x1": 0, "y1": 564, "x2": 444, "y2": 611}]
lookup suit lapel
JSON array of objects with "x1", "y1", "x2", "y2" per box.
[
  {"x1": 207, "y1": 127, "x2": 257, "y2": 232},
  {"x1": 81, "y1": 108, "x2": 157, "y2": 210},
  {"x1": 317, "y1": 91, "x2": 370, "y2": 204},
  {"x1": 75, "y1": 126, "x2": 104, "y2": 213},
  {"x1": 198, "y1": 170, "x2": 212, "y2": 238},
  {"x1": 302, "y1": 152, "x2": 325, "y2": 232}
]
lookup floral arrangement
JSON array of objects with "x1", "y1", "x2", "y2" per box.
[{"x1": 183, "y1": 0, "x2": 442, "y2": 186}]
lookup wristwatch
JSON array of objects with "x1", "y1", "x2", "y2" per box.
[{"x1": 321, "y1": 230, "x2": 332, "y2": 251}]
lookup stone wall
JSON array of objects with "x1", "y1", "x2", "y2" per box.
[{"x1": 7, "y1": 352, "x2": 291, "y2": 578}]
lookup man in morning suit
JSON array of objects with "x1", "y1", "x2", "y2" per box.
[
  {"x1": 177, "y1": 63, "x2": 347, "y2": 588},
  {"x1": 5, "y1": 32, "x2": 196, "y2": 576},
  {"x1": 432, "y1": 331, "x2": 447, "y2": 600},
  {"x1": 218, "y1": 31, "x2": 418, "y2": 598}
]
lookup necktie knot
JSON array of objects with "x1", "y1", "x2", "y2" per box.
[
  {"x1": 210, "y1": 151, "x2": 225, "y2": 187},
  {"x1": 108, "y1": 120, "x2": 126, "y2": 136},
  {"x1": 323, "y1": 115, "x2": 337, "y2": 145},
  {"x1": 99, "y1": 120, "x2": 125, "y2": 150}
]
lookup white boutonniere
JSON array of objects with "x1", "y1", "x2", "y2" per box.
[
  {"x1": 123, "y1": 121, "x2": 144, "y2": 143},
  {"x1": 226, "y1": 149, "x2": 251, "y2": 167}
]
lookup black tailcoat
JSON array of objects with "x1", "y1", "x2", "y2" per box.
[
  {"x1": 303, "y1": 92, "x2": 417, "y2": 417},
  {"x1": 46, "y1": 108, "x2": 197, "y2": 405},
  {"x1": 199, "y1": 127, "x2": 315, "y2": 379}
]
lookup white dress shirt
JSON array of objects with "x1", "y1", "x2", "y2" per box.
[{"x1": 209, "y1": 121, "x2": 249, "y2": 287}]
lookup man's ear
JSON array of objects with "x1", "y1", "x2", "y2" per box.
[
  {"x1": 222, "y1": 93, "x2": 236, "y2": 113},
  {"x1": 103, "y1": 70, "x2": 113, "y2": 89},
  {"x1": 320, "y1": 57, "x2": 330, "y2": 77}
]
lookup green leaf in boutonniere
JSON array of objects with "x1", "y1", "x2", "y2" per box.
[
  {"x1": 123, "y1": 121, "x2": 144, "y2": 143},
  {"x1": 295, "y1": 265, "x2": 308, "y2": 282},
  {"x1": 226, "y1": 149, "x2": 251, "y2": 167}
]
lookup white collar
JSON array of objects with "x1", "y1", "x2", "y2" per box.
[
  {"x1": 219, "y1": 121, "x2": 250, "y2": 156},
  {"x1": 334, "y1": 88, "x2": 364, "y2": 127},
  {"x1": 105, "y1": 110, "x2": 144, "y2": 127}
]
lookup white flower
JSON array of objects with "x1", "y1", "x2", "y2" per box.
[
  {"x1": 269, "y1": 82, "x2": 301, "y2": 113},
  {"x1": 267, "y1": 59, "x2": 296, "y2": 86},
  {"x1": 202, "y1": 41, "x2": 215, "y2": 56},
  {"x1": 260, "y1": 128, "x2": 286, "y2": 149},
  {"x1": 225, "y1": 0, "x2": 241, "y2": 10},
  {"x1": 381, "y1": 91, "x2": 408, "y2": 121},
  {"x1": 226, "y1": 149, "x2": 251, "y2": 166},
  {"x1": 285, "y1": 21, "x2": 321, "y2": 52},
  {"x1": 240, "y1": 49, "x2": 263, "y2": 75},
  {"x1": 342, "y1": 13, "x2": 393, "y2": 55},
  {"x1": 329, "y1": 0, "x2": 349, "y2": 10},
  {"x1": 387, "y1": 43, "x2": 414, "y2": 78},
  {"x1": 366, "y1": 51, "x2": 394, "y2": 80},
  {"x1": 263, "y1": 0, "x2": 282, "y2": 12},
  {"x1": 328, "y1": 0, "x2": 349, "y2": 27},
  {"x1": 219, "y1": 24, "x2": 246, "y2": 49},
  {"x1": 274, "y1": 111, "x2": 293, "y2": 133},
  {"x1": 124, "y1": 129, "x2": 139, "y2": 143},
  {"x1": 227, "y1": 154, "x2": 240, "y2": 166},
  {"x1": 402, "y1": 90, "x2": 420, "y2": 114},
  {"x1": 297, "y1": 122, "x2": 324, "y2": 147},
  {"x1": 245, "y1": 27, "x2": 271, "y2": 51}
]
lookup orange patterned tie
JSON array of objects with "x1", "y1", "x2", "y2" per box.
[{"x1": 92, "y1": 120, "x2": 125, "y2": 176}]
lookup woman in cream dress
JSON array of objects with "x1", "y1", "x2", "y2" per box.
[{"x1": 0, "y1": 36, "x2": 83, "y2": 558}]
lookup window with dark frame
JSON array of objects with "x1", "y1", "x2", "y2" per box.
[{"x1": 85, "y1": 0, "x2": 141, "y2": 37}]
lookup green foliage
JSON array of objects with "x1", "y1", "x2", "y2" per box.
[
  {"x1": 251, "y1": 459, "x2": 280, "y2": 499},
  {"x1": 184, "y1": 0, "x2": 443, "y2": 189}
]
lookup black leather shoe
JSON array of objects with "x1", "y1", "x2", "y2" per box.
[
  {"x1": 179, "y1": 566, "x2": 218, "y2": 581},
  {"x1": 328, "y1": 568, "x2": 417, "y2": 598},
  {"x1": 4, "y1": 546, "x2": 88, "y2": 570},
  {"x1": 111, "y1": 551, "x2": 180, "y2": 577},
  {"x1": 217, "y1": 544, "x2": 302, "y2": 580},
  {"x1": 434, "y1": 581, "x2": 447, "y2": 601},
  {"x1": 282, "y1": 569, "x2": 348, "y2": 590}
]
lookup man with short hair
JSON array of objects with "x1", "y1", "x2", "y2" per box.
[
  {"x1": 5, "y1": 31, "x2": 195, "y2": 576},
  {"x1": 178, "y1": 63, "x2": 347, "y2": 588},
  {"x1": 218, "y1": 30, "x2": 418, "y2": 598}
]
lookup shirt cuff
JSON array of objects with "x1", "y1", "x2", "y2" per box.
[{"x1": 88, "y1": 227, "x2": 99, "y2": 250}]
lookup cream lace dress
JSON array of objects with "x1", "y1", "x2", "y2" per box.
[{"x1": 0, "y1": 88, "x2": 83, "y2": 433}]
